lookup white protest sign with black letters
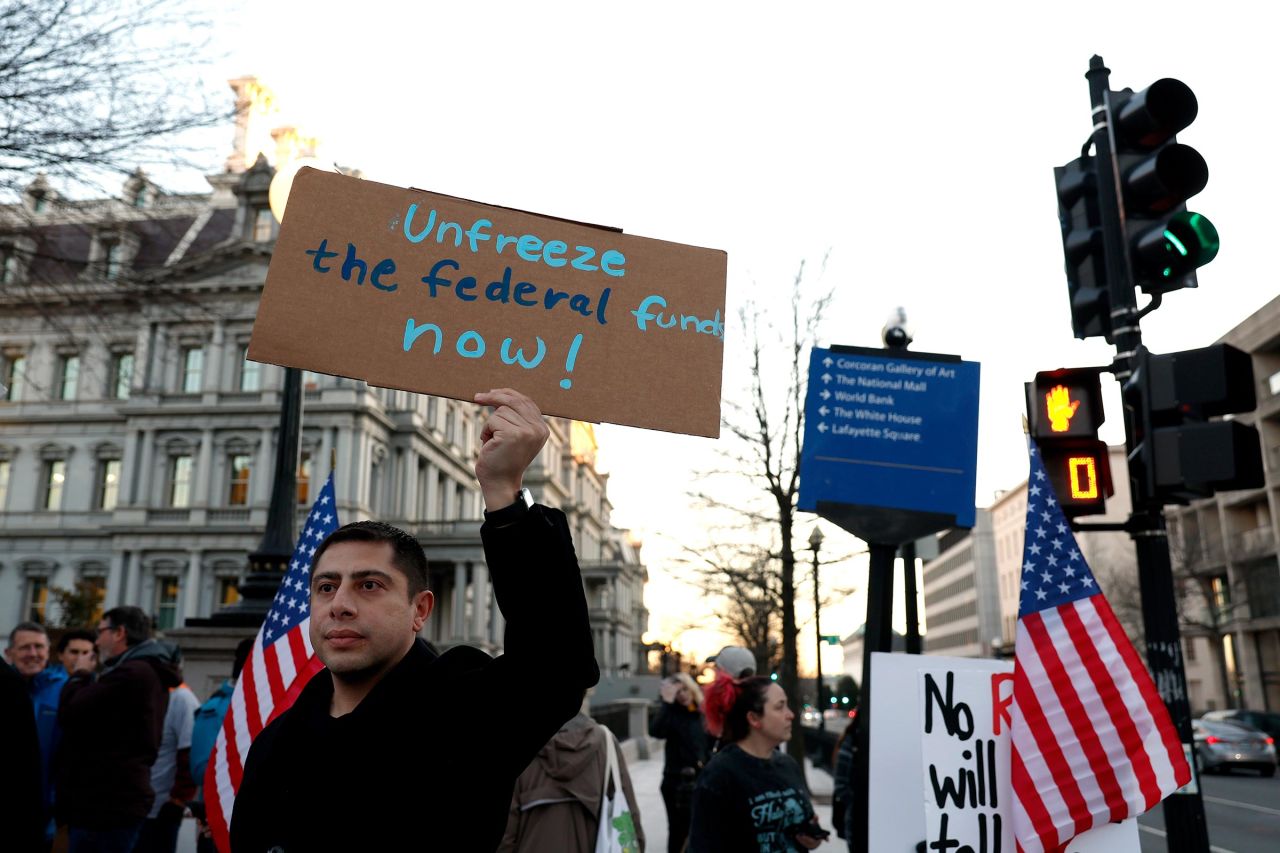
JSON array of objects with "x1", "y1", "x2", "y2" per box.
[{"x1": 868, "y1": 652, "x2": 1140, "y2": 853}]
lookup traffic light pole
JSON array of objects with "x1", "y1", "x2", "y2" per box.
[{"x1": 1086, "y1": 55, "x2": 1209, "y2": 852}]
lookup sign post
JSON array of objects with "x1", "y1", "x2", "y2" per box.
[{"x1": 799, "y1": 343, "x2": 980, "y2": 853}]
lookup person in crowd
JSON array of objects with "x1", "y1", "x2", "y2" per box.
[
  {"x1": 687, "y1": 676, "x2": 826, "y2": 852},
  {"x1": 1, "y1": 655, "x2": 45, "y2": 852},
  {"x1": 189, "y1": 637, "x2": 253, "y2": 853},
  {"x1": 649, "y1": 672, "x2": 709, "y2": 853},
  {"x1": 499, "y1": 709, "x2": 645, "y2": 852},
  {"x1": 701, "y1": 646, "x2": 756, "y2": 744},
  {"x1": 5, "y1": 621, "x2": 66, "y2": 848},
  {"x1": 830, "y1": 709, "x2": 858, "y2": 851},
  {"x1": 57, "y1": 606, "x2": 182, "y2": 853},
  {"x1": 231, "y1": 389, "x2": 600, "y2": 852},
  {"x1": 51, "y1": 629, "x2": 97, "y2": 678},
  {"x1": 134, "y1": 675, "x2": 200, "y2": 853}
]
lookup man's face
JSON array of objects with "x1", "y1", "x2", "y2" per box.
[
  {"x1": 60, "y1": 638, "x2": 96, "y2": 673},
  {"x1": 309, "y1": 541, "x2": 434, "y2": 681},
  {"x1": 95, "y1": 620, "x2": 127, "y2": 660},
  {"x1": 4, "y1": 629, "x2": 49, "y2": 677}
]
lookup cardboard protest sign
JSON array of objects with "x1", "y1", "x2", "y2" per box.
[
  {"x1": 869, "y1": 653, "x2": 1140, "y2": 853},
  {"x1": 249, "y1": 168, "x2": 727, "y2": 437}
]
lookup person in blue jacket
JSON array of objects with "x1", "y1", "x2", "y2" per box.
[{"x1": 4, "y1": 621, "x2": 66, "y2": 846}]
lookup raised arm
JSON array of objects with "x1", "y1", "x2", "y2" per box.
[{"x1": 472, "y1": 388, "x2": 599, "y2": 772}]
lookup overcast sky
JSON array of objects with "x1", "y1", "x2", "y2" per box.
[{"x1": 191, "y1": 1, "x2": 1279, "y2": 673}]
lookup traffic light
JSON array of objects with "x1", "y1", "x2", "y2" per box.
[
  {"x1": 1026, "y1": 368, "x2": 1114, "y2": 517},
  {"x1": 1109, "y1": 78, "x2": 1219, "y2": 295},
  {"x1": 1127, "y1": 344, "x2": 1264, "y2": 504},
  {"x1": 1054, "y1": 157, "x2": 1112, "y2": 341}
]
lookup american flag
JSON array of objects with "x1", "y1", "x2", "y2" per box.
[
  {"x1": 204, "y1": 473, "x2": 338, "y2": 852},
  {"x1": 1010, "y1": 441, "x2": 1190, "y2": 853}
]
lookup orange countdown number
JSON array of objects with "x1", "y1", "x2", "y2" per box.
[{"x1": 1068, "y1": 455, "x2": 1099, "y2": 500}]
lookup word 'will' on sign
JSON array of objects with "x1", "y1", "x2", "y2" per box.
[{"x1": 249, "y1": 168, "x2": 728, "y2": 437}]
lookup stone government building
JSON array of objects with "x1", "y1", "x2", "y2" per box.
[{"x1": 0, "y1": 79, "x2": 649, "y2": 687}]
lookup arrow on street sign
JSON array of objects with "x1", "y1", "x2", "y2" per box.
[
  {"x1": 823, "y1": 356, "x2": 834, "y2": 367},
  {"x1": 819, "y1": 406, "x2": 829, "y2": 416},
  {"x1": 820, "y1": 389, "x2": 831, "y2": 400},
  {"x1": 818, "y1": 423, "x2": 829, "y2": 433},
  {"x1": 822, "y1": 373, "x2": 832, "y2": 383}
]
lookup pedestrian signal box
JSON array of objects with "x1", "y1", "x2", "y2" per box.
[{"x1": 1026, "y1": 367, "x2": 1114, "y2": 518}]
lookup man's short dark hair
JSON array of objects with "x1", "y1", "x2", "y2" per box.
[
  {"x1": 7, "y1": 621, "x2": 47, "y2": 648},
  {"x1": 312, "y1": 520, "x2": 430, "y2": 597},
  {"x1": 56, "y1": 629, "x2": 96, "y2": 654},
  {"x1": 102, "y1": 606, "x2": 152, "y2": 647}
]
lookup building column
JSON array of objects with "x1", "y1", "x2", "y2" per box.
[
  {"x1": 124, "y1": 552, "x2": 141, "y2": 608},
  {"x1": 452, "y1": 563, "x2": 468, "y2": 640},
  {"x1": 205, "y1": 320, "x2": 225, "y2": 393},
  {"x1": 470, "y1": 563, "x2": 489, "y2": 644},
  {"x1": 490, "y1": 595, "x2": 504, "y2": 649},
  {"x1": 183, "y1": 550, "x2": 203, "y2": 622},
  {"x1": 195, "y1": 428, "x2": 214, "y2": 507},
  {"x1": 253, "y1": 425, "x2": 273, "y2": 504},
  {"x1": 401, "y1": 450, "x2": 417, "y2": 521},
  {"x1": 133, "y1": 428, "x2": 155, "y2": 506},
  {"x1": 120, "y1": 430, "x2": 139, "y2": 506},
  {"x1": 425, "y1": 462, "x2": 439, "y2": 522},
  {"x1": 106, "y1": 551, "x2": 127, "y2": 608}
]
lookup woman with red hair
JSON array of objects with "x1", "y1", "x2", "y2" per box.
[{"x1": 687, "y1": 676, "x2": 827, "y2": 852}]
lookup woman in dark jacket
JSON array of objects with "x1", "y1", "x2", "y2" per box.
[
  {"x1": 687, "y1": 676, "x2": 826, "y2": 852},
  {"x1": 648, "y1": 673, "x2": 709, "y2": 853}
]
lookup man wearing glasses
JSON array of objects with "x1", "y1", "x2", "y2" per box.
[{"x1": 57, "y1": 606, "x2": 183, "y2": 853}]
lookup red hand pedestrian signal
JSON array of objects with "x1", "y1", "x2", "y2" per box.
[{"x1": 1045, "y1": 385, "x2": 1080, "y2": 433}]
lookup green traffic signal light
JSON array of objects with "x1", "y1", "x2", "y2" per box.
[{"x1": 1135, "y1": 210, "x2": 1218, "y2": 288}]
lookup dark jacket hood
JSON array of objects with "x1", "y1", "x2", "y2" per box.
[{"x1": 104, "y1": 638, "x2": 182, "y2": 687}]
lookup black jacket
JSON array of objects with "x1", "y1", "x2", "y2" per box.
[
  {"x1": 230, "y1": 504, "x2": 599, "y2": 852},
  {"x1": 56, "y1": 639, "x2": 183, "y2": 828},
  {"x1": 648, "y1": 700, "x2": 710, "y2": 781},
  {"x1": 1, "y1": 661, "x2": 44, "y2": 852}
]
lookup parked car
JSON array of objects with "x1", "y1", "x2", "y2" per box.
[
  {"x1": 1192, "y1": 719, "x2": 1276, "y2": 777},
  {"x1": 1201, "y1": 709, "x2": 1280, "y2": 743}
]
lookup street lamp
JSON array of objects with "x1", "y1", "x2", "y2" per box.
[{"x1": 809, "y1": 524, "x2": 825, "y2": 734}]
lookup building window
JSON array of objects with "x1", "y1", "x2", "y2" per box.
[
  {"x1": 26, "y1": 577, "x2": 49, "y2": 623},
  {"x1": 1210, "y1": 575, "x2": 1230, "y2": 612},
  {"x1": 181, "y1": 346, "x2": 204, "y2": 393},
  {"x1": 4, "y1": 354, "x2": 25, "y2": 401},
  {"x1": 169, "y1": 455, "x2": 193, "y2": 507},
  {"x1": 133, "y1": 187, "x2": 148, "y2": 209},
  {"x1": 0, "y1": 248, "x2": 19, "y2": 284},
  {"x1": 1269, "y1": 369, "x2": 1280, "y2": 398},
  {"x1": 1184, "y1": 636, "x2": 1197, "y2": 663},
  {"x1": 110, "y1": 352, "x2": 134, "y2": 400},
  {"x1": 57, "y1": 355, "x2": 80, "y2": 400},
  {"x1": 297, "y1": 450, "x2": 313, "y2": 505},
  {"x1": 98, "y1": 459, "x2": 121, "y2": 510},
  {"x1": 253, "y1": 208, "x2": 275, "y2": 242},
  {"x1": 227, "y1": 454, "x2": 252, "y2": 505},
  {"x1": 219, "y1": 577, "x2": 241, "y2": 606},
  {"x1": 155, "y1": 576, "x2": 180, "y2": 630},
  {"x1": 103, "y1": 242, "x2": 123, "y2": 279},
  {"x1": 82, "y1": 576, "x2": 107, "y2": 624},
  {"x1": 42, "y1": 460, "x2": 66, "y2": 510},
  {"x1": 0, "y1": 459, "x2": 8, "y2": 509},
  {"x1": 303, "y1": 370, "x2": 321, "y2": 391},
  {"x1": 240, "y1": 346, "x2": 261, "y2": 392}
]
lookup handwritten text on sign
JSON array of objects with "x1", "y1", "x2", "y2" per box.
[{"x1": 248, "y1": 169, "x2": 728, "y2": 437}]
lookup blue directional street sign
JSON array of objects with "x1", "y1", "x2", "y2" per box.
[{"x1": 799, "y1": 346, "x2": 980, "y2": 531}]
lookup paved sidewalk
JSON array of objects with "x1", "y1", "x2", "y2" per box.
[{"x1": 628, "y1": 749, "x2": 843, "y2": 852}]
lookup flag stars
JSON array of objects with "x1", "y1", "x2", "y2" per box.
[
  {"x1": 1035, "y1": 588, "x2": 1048, "y2": 600},
  {"x1": 1023, "y1": 560, "x2": 1036, "y2": 573},
  {"x1": 1035, "y1": 470, "x2": 1046, "y2": 481},
  {"x1": 1064, "y1": 566, "x2": 1076, "y2": 577},
  {"x1": 1029, "y1": 484, "x2": 1042, "y2": 497},
  {"x1": 1056, "y1": 522, "x2": 1068, "y2": 535},
  {"x1": 1041, "y1": 510, "x2": 1052, "y2": 522},
  {"x1": 1035, "y1": 527, "x2": 1047, "y2": 539},
  {"x1": 1058, "y1": 582, "x2": 1071, "y2": 594},
  {"x1": 1052, "y1": 538, "x2": 1063, "y2": 551},
  {"x1": 1029, "y1": 543, "x2": 1042, "y2": 556},
  {"x1": 1047, "y1": 555, "x2": 1059, "y2": 567},
  {"x1": 1041, "y1": 571, "x2": 1053, "y2": 583},
  {"x1": 1082, "y1": 577, "x2": 1095, "y2": 588}
]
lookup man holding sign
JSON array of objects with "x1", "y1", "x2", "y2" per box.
[{"x1": 229, "y1": 389, "x2": 599, "y2": 852}]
